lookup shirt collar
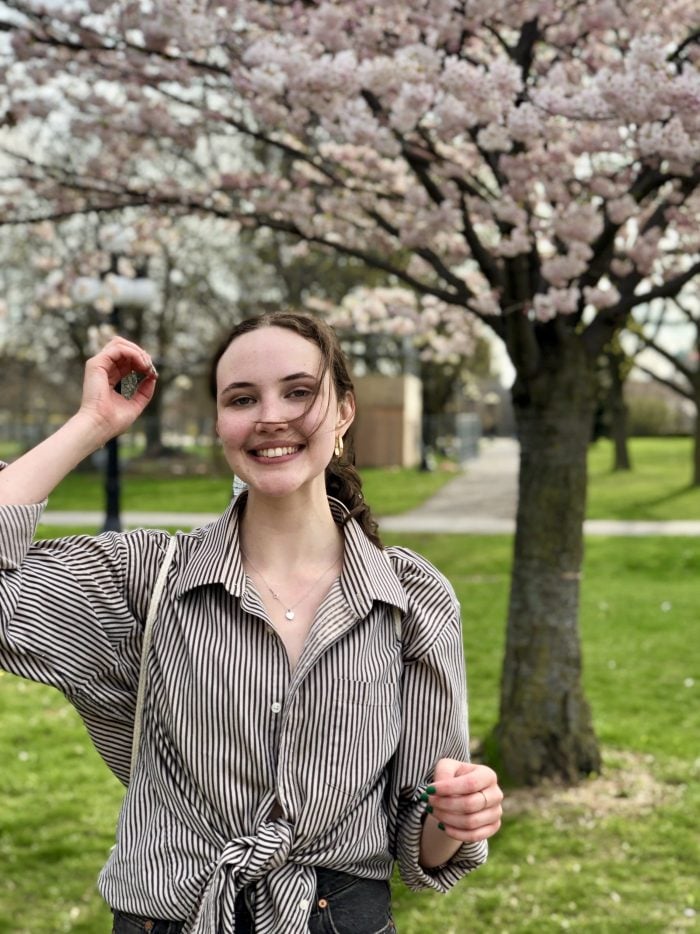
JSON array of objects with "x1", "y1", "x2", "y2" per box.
[
  {"x1": 328, "y1": 497, "x2": 408, "y2": 617},
  {"x1": 174, "y1": 495, "x2": 408, "y2": 616},
  {"x1": 174, "y1": 498, "x2": 246, "y2": 599}
]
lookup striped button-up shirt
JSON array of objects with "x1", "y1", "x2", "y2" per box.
[{"x1": 0, "y1": 494, "x2": 487, "y2": 932}]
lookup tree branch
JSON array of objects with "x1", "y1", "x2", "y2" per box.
[
  {"x1": 458, "y1": 191, "x2": 504, "y2": 290},
  {"x1": 250, "y1": 213, "x2": 471, "y2": 307},
  {"x1": 632, "y1": 329, "x2": 695, "y2": 384},
  {"x1": 577, "y1": 165, "x2": 671, "y2": 308},
  {"x1": 582, "y1": 252, "x2": 700, "y2": 361},
  {"x1": 670, "y1": 26, "x2": 700, "y2": 62},
  {"x1": 360, "y1": 88, "x2": 450, "y2": 204},
  {"x1": 632, "y1": 360, "x2": 692, "y2": 401},
  {"x1": 504, "y1": 307, "x2": 540, "y2": 378},
  {"x1": 512, "y1": 18, "x2": 541, "y2": 78},
  {"x1": 673, "y1": 295, "x2": 700, "y2": 325},
  {"x1": 623, "y1": 260, "x2": 700, "y2": 313},
  {"x1": 156, "y1": 85, "x2": 347, "y2": 189},
  {"x1": 2, "y1": 2, "x2": 235, "y2": 77}
]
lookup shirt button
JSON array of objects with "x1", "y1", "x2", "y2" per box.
[
  {"x1": 270, "y1": 701, "x2": 282, "y2": 714},
  {"x1": 299, "y1": 898, "x2": 310, "y2": 911}
]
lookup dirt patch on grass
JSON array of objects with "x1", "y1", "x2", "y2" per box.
[{"x1": 502, "y1": 749, "x2": 687, "y2": 823}]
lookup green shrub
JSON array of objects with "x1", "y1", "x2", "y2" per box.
[{"x1": 627, "y1": 395, "x2": 686, "y2": 436}]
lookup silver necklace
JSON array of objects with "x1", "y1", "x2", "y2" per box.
[{"x1": 242, "y1": 551, "x2": 341, "y2": 621}]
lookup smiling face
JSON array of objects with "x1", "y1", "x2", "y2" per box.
[{"x1": 215, "y1": 325, "x2": 354, "y2": 500}]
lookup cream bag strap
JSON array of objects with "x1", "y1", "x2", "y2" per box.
[
  {"x1": 392, "y1": 605, "x2": 402, "y2": 640},
  {"x1": 130, "y1": 535, "x2": 178, "y2": 779}
]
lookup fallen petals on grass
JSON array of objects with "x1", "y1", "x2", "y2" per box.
[{"x1": 503, "y1": 748, "x2": 685, "y2": 823}]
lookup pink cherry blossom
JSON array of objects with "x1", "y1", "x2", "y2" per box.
[{"x1": 0, "y1": 0, "x2": 697, "y2": 349}]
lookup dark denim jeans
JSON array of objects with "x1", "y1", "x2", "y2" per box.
[
  {"x1": 111, "y1": 869, "x2": 395, "y2": 934},
  {"x1": 111, "y1": 914, "x2": 181, "y2": 934}
]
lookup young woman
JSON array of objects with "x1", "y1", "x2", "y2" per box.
[{"x1": 0, "y1": 311, "x2": 502, "y2": 934}]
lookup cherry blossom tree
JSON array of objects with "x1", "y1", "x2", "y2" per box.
[
  {"x1": 1, "y1": 0, "x2": 699, "y2": 783},
  {"x1": 315, "y1": 286, "x2": 488, "y2": 460},
  {"x1": 320, "y1": 286, "x2": 477, "y2": 365},
  {"x1": 2, "y1": 212, "x2": 245, "y2": 453}
]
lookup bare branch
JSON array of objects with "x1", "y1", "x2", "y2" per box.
[
  {"x1": 624, "y1": 260, "x2": 700, "y2": 312},
  {"x1": 632, "y1": 360, "x2": 693, "y2": 400},
  {"x1": 632, "y1": 329, "x2": 695, "y2": 384},
  {"x1": 673, "y1": 296, "x2": 700, "y2": 324}
]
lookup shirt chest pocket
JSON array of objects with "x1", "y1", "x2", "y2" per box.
[{"x1": 315, "y1": 678, "x2": 401, "y2": 798}]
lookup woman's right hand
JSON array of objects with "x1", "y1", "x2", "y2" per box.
[
  {"x1": 78, "y1": 336, "x2": 158, "y2": 444},
  {"x1": 0, "y1": 337, "x2": 158, "y2": 507}
]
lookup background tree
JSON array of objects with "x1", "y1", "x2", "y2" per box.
[
  {"x1": 1, "y1": 1, "x2": 699, "y2": 784},
  {"x1": 628, "y1": 292, "x2": 700, "y2": 483},
  {"x1": 3, "y1": 213, "x2": 243, "y2": 454},
  {"x1": 593, "y1": 338, "x2": 634, "y2": 472},
  {"x1": 320, "y1": 285, "x2": 492, "y2": 460}
]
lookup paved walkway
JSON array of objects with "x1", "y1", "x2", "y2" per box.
[
  {"x1": 40, "y1": 437, "x2": 700, "y2": 535},
  {"x1": 380, "y1": 437, "x2": 700, "y2": 536},
  {"x1": 380, "y1": 437, "x2": 519, "y2": 535}
]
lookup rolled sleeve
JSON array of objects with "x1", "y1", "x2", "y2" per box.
[
  {"x1": 386, "y1": 546, "x2": 489, "y2": 890},
  {"x1": 397, "y1": 791, "x2": 488, "y2": 891}
]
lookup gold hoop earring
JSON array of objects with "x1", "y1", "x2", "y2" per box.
[{"x1": 334, "y1": 434, "x2": 344, "y2": 458}]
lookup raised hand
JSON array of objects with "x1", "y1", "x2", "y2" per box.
[
  {"x1": 79, "y1": 337, "x2": 158, "y2": 444},
  {"x1": 0, "y1": 337, "x2": 158, "y2": 507}
]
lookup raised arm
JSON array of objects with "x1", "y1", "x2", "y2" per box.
[{"x1": 0, "y1": 337, "x2": 157, "y2": 506}]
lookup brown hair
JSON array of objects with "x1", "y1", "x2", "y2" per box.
[{"x1": 209, "y1": 310, "x2": 382, "y2": 547}]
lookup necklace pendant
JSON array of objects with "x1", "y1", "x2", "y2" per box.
[{"x1": 285, "y1": 609, "x2": 295, "y2": 621}]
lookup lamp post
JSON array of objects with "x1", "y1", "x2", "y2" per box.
[{"x1": 73, "y1": 258, "x2": 158, "y2": 532}]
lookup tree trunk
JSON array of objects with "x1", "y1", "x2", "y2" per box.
[
  {"x1": 607, "y1": 352, "x2": 632, "y2": 472},
  {"x1": 142, "y1": 380, "x2": 165, "y2": 456},
  {"x1": 611, "y1": 411, "x2": 632, "y2": 471},
  {"x1": 492, "y1": 341, "x2": 602, "y2": 785}
]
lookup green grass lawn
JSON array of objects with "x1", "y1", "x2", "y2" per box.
[
  {"x1": 1, "y1": 532, "x2": 698, "y2": 932},
  {"x1": 43, "y1": 464, "x2": 456, "y2": 517},
  {"x1": 30, "y1": 435, "x2": 700, "y2": 524},
  {"x1": 587, "y1": 437, "x2": 700, "y2": 520}
]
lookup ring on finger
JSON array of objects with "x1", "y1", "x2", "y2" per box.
[{"x1": 479, "y1": 790, "x2": 488, "y2": 810}]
